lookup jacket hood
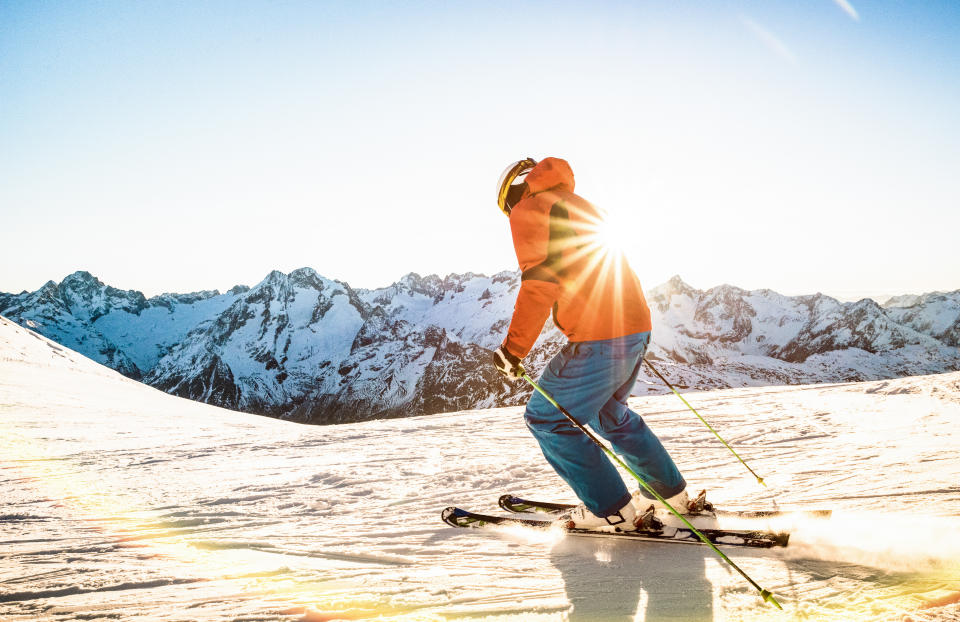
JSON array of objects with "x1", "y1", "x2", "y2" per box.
[{"x1": 525, "y1": 157, "x2": 575, "y2": 194}]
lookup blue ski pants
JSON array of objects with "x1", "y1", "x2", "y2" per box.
[{"x1": 524, "y1": 331, "x2": 686, "y2": 517}]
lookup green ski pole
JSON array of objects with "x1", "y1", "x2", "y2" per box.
[
  {"x1": 644, "y1": 359, "x2": 768, "y2": 488},
  {"x1": 521, "y1": 372, "x2": 782, "y2": 610}
]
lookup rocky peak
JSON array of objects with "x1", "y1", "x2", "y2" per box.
[
  {"x1": 289, "y1": 267, "x2": 326, "y2": 291},
  {"x1": 886, "y1": 291, "x2": 959, "y2": 309},
  {"x1": 848, "y1": 298, "x2": 884, "y2": 313},
  {"x1": 439, "y1": 272, "x2": 484, "y2": 296},
  {"x1": 58, "y1": 270, "x2": 102, "y2": 297},
  {"x1": 705, "y1": 283, "x2": 748, "y2": 300},
  {"x1": 395, "y1": 272, "x2": 444, "y2": 298},
  {"x1": 261, "y1": 270, "x2": 288, "y2": 286},
  {"x1": 246, "y1": 270, "x2": 295, "y2": 303},
  {"x1": 36, "y1": 280, "x2": 61, "y2": 302},
  {"x1": 0, "y1": 281, "x2": 67, "y2": 317},
  {"x1": 398, "y1": 272, "x2": 423, "y2": 288},
  {"x1": 491, "y1": 270, "x2": 519, "y2": 286},
  {"x1": 56, "y1": 271, "x2": 147, "y2": 319},
  {"x1": 795, "y1": 292, "x2": 835, "y2": 314},
  {"x1": 650, "y1": 275, "x2": 698, "y2": 300},
  {"x1": 884, "y1": 294, "x2": 921, "y2": 308},
  {"x1": 61, "y1": 270, "x2": 99, "y2": 286}
]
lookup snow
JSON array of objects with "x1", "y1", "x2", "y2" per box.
[
  {"x1": 358, "y1": 272, "x2": 520, "y2": 351},
  {"x1": 743, "y1": 292, "x2": 809, "y2": 350},
  {"x1": 93, "y1": 292, "x2": 240, "y2": 371},
  {"x1": 2, "y1": 315, "x2": 960, "y2": 621},
  {"x1": 305, "y1": 293, "x2": 365, "y2": 362},
  {"x1": 886, "y1": 292, "x2": 960, "y2": 340},
  {"x1": 5, "y1": 271, "x2": 959, "y2": 422}
]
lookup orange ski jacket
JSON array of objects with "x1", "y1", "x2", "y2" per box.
[{"x1": 503, "y1": 157, "x2": 652, "y2": 359}]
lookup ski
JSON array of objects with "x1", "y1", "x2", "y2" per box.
[
  {"x1": 441, "y1": 506, "x2": 790, "y2": 548},
  {"x1": 498, "y1": 493, "x2": 832, "y2": 520}
]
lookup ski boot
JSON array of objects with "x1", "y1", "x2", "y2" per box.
[
  {"x1": 556, "y1": 500, "x2": 639, "y2": 532},
  {"x1": 634, "y1": 488, "x2": 715, "y2": 516}
]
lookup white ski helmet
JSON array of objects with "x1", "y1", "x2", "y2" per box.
[{"x1": 496, "y1": 157, "x2": 538, "y2": 216}]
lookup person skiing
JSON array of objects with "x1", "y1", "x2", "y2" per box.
[{"x1": 492, "y1": 156, "x2": 690, "y2": 530}]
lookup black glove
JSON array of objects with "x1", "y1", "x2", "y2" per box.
[{"x1": 493, "y1": 345, "x2": 525, "y2": 380}]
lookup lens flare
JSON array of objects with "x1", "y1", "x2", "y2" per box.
[
  {"x1": 0, "y1": 423, "x2": 437, "y2": 621},
  {"x1": 592, "y1": 210, "x2": 632, "y2": 257}
]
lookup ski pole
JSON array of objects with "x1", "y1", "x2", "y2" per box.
[
  {"x1": 644, "y1": 358, "x2": 768, "y2": 488},
  {"x1": 520, "y1": 372, "x2": 783, "y2": 610}
]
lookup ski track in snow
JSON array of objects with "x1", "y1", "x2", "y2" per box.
[{"x1": 1, "y1": 316, "x2": 960, "y2": 621}]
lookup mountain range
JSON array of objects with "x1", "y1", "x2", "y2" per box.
[{"x1": 2, "y1": 269, "x2": 958, "y2": 424}]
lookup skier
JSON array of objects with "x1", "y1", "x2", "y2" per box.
[{"x1": 492, "y1": 157, "x2": 691, "y2": 530}]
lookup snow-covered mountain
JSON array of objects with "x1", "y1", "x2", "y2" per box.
[
  {"x1": 2, "y1": 270, "x2": 959, "y2": 424},
  {"x1": 0, "y1": 271, "x2": 245, "y2": 379},
  {"x1": 642, "y1": 276, "x2": 960, "y2": 390}
]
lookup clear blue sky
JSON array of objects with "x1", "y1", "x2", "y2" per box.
[{"x1": 2, "y1": 0, "x2": 958, "y2": 300}]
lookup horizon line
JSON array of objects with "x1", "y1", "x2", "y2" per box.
[{"x1": 2, "y1": 267, "x2": 955, "y2": 306}]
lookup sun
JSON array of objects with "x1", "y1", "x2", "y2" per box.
[{"x1": 592, "y1": 208, "x2": 634, "y2": 258}]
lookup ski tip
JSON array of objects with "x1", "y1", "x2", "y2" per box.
[
  {"x1": 760, "y1": 589, "x2": 783, "y2": 610},
  {"x1": 441, "y1": 506, "x2": 466, "y2": 527}
]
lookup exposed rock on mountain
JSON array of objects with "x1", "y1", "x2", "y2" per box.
[
  {"x1": 884, "y1": 290, "x2": 960, "y2": 348},
  {"x1": 2, "y1": 270, "x2": 958, "y2": 424}
]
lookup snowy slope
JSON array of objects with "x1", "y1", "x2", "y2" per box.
[
  {"x1": 2, "y1": 270, "x2": 959, "y2": 424},
  {"x1": 3, "y1": 316, "x2": 960, "y2": 621}
]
